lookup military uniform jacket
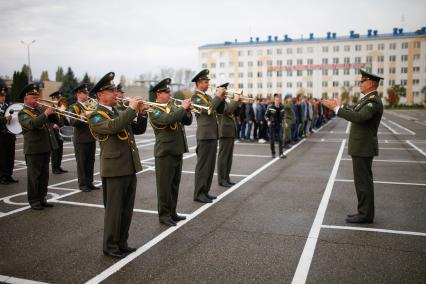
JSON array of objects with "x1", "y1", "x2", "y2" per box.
[
  {"x1": 88, "y1": 106, "x2": 147, "y2": 177},
  {"x1": 283, "y1": 103, "x2": 295, "y2": 126},
  {"x1": 192, "y1": 91, "x2": 225, "y2": 140},
  {"x1": 337, "y1": 91, "x2": 383, "y2": 157},
  {"x1": 18, "y1": 105, "x2": 58, "y2": 155},
  {"x1": 149, "y1": 104, "x2": 192, "y2": 157},
  {"x1": 217, "y1": 100, "x2": 238, "y2": 138},
  {"x1": 0, "y1": 103, "x2": 10, "y2": 134},
  {"x1": 69, "y1": 102, "x2": 96, "y2": 143}
]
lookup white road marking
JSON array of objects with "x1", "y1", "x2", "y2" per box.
[
  {"x1": 341, "y1": 158, "x2": 426, "y2": 164},
  {"x1": 406, "y1": 140, "x2": 426, "y2": 157},
  {"x1": 0, "y1": 274, "x2": 49, "y2": 284},
  {"x1": 85, "y1": 139, "x2": 309, "y2": 284},
  {"x1": 345, "y1": 122, "x2": 351, "y2": 134},
  {"x1": 292, "y1": 139, "x2": 346, "y2": 284},
  {"x1": 321, "y1": 225, "x2": 426, "y2": 237},
  {"x1": 335, "y1": 179, "x2": 426, "y2": 187},
  {"x1": 181, "y1": 170, "x2": 249, "y2": 177},
  {"x1": 380, "y1": 121, "x2": 400, "y2": 135},
  {"x1": 388, "y1": 120, "x2": 416, "y2": 135},
  {"x1": 233, "y1": 154, "x2": 271, "y2": 158}
]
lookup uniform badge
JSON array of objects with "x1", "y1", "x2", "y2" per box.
[
  {"x1": 369, "y1": 95, "x2": 375, "y2": 99},
  {"x1": 91, "y1": 114, "x2": 105, "y2": 123},
  {"x1": 22, "y1": 113, "x2": 31, "y2": 121},
  {"x1": 367, "y1": 103, "x2": 373, "y2": 108},
  {"x1": 153, "y1": 109, "x2": 162, "y2": 118},
  {"x1": 196, "y1": 98, "x2": 202, "y2": 103}
]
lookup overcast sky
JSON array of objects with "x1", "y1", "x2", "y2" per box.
[{"x1": 0, "y1": 0, "x2": 424, "y2": 82}]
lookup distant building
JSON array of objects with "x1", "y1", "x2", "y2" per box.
[{"x1": 198, "y1": 27, "x2": 426, "y2": 104}]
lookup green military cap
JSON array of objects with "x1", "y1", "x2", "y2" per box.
[
  {"x1": 0, "y1": 84, "x2": 7, "y2": 96},
  {"x1": 116, "y1": 83, "x2": 124, "y2": 93},
  {"x1": 360, "y1": 69, "x2": 383, "y2": 82},
  {"x1": 218, "y1": 82, "x2": 229, "y2": 89},
  {"x1": 152, "y1": 78, "x2": 171, "y2": 93},
  {"x1": 191, "y1": 69, "x2": 210, "y2": 82},
  {"x1": 91, "y1": 72, "x2": 115, "y2": 94},
  {"x1": 148, "y1": 85, "x2": 156, "y2": 102},
  {"x1": 49, "y1": 91, "x2": 62, "y2": 98},
  {"x1": 19, "y1": 83, "x2": 40, "y2": 99},
  {"x1": 73, "y1": 83, "x2": 89, "y2": 94}
]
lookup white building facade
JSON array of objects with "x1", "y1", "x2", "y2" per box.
[{"x1": 198, "y1": 27, "x2": 426, "y2": 104}]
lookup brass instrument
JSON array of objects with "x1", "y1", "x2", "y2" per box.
[
  {"x1": 225, "y1": 89, "x2": 255, "y2": 103},
  {"x1": 116, "y1": 97, "x2": 170, "y2": 113},
  {"x1": 170, "y1": 97, "x2": 211, "y2": 115},
  {"x1": 37, "y1": 99, "x2": 88, "y2": 123}
]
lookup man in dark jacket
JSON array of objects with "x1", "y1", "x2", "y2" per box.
[{"x1": 265, "y1": 94, "x2": 286, "y2": 159}]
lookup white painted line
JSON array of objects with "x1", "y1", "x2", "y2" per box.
[
  {"x1": 181, "y1": 170, "x2": 249, "y2": 177},
  {"x1": 321, "y1": 225, "x2": 426, "y2": 237},
  {"x1": 388, "y1": 120, "x2": 416, "y2": 135},
  {"x1": 335, "y1": 179, "x2": 426, "y2": 187},
  {"x1": 292, "y1": 139, "x2": 346, "y2": 284},
  {"x1": 406, "y1": 140, "x2": 426, "y2": 158},
  {"x1": 345, "y1": 122, "x2": 351, "y2": 134},
  {"x1": 85, "y1": 139, "x2": 309, "y2": 284},
  {"x1": 233, "y1": 154, "x2": 271, "y2": 158},
  {"x1": 380, "y1": 121, "x2": 399, "y2": 135},
  {"x1": 415, "y1": 121, "x2": 426, "y2": 126},
  {"x1": 341, "y1": 158, "x2": 426, "y2": 164},
  {"x1": 0, "y1": 274, "x2": 48, "y2": 284}
]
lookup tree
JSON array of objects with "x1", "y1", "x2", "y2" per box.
[
  {"x1": 386, "y1": 84, "x2": 405, "y2": 107},
  {"x1": 10, "y1": 70, "x2": 29, "y2": 103},
  {"x1": 60, "y1": 67, "x2": 79, "y2": 102},
  {"x1": 21, "y1": 64, "x2": 32, "y2": 82},
  {"x1": 55, "y1": 66, "x2": 64, "y2": 82},
  {"x1": 40, "y1": 70, "x2": 49, "y2": 81},
  {"x1": 340, "y1": 86, "x2": 353, "y2": 105},
  {"x1": 81, "y1": 72, "x2": 94, "y2": 90}
]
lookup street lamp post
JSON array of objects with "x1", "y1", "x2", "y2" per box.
[{"x1": 20, "y1": 40, "x2": 36, "y2": 80}]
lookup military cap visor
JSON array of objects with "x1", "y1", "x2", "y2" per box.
[
  {"x1": 152, "y1": 78, "x2": 172, "y2": 93},
  {"x1": 116, "y1": 84, "x2": 125, "y2": 92},
  {"x1": 218, "y1": 82, "x2": 229, "y2": 89},
  {"x1": 73, "y1": 84, "x2": 89, "y2": 94},
  {"x1": 191, "y1": 69, "x2": 210, "y2": 82},
  {"x1": 49, "y1": 91, "x2": 62, "y2": 98},
  {"x1": 360, "y1": 69, "x2": 383, "y2": 82},
  {"x1": 19, "y1": 83, "x2": 40, "y2": 99},
  {"x1": 91, "y1": 72, "x2": 115, "y2": 94}
]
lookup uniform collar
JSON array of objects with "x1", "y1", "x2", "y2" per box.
[
  {"x1": 99, "y1": 103, "x2": 113, "y2": 112},
  {"x1": 196, "y1": 89, "x2": 207, "y2": 96},
  {"x1": 360, "y1": 90, "x2": 376, "y2": 100},
  {"x1": 24, "y1": 104, "x2": 35, "y2": 110}
]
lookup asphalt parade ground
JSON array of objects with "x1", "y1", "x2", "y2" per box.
[{"x1": 0, "y1": 110, "x2": 425, "y2": 284}]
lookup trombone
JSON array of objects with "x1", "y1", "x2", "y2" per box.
[
  {"x1": 116, "y1": 97, "x2": 170, "y2": 113},
  {"x1": 170, "y1": 97, "x2": 212, "y2": 115},
  {"x1": 37, "y1": 99, "x2": 88, "y2": 123}
]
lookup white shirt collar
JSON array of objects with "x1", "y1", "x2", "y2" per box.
[
  {"x1": 99, "y1": 103, "x2": 113, "y2": 112},
  {"x1": 360, "y1": 90, "x2": 376, "y2": 99},
  {"x1": 196, "y1": 89, "x2": 207, "y2": 96}
]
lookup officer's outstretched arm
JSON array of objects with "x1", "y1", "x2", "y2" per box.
[{"x1": 337, "y1": 102, "x2": 378, "y2": 124}]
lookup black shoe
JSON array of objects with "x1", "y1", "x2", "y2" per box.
[
  {"x1": 88, "y1": 184, "x2": 100, "y2": 190},
  {"x1": 52, "y1": 169, "x2": 63, "y2": 174},
  {"x1": 172, "y1": 215, "x2": 187, "y2": 222},
  {"x1": 218, "y1": 181, "x2": 232, "y2": 187},
  {"x1": 194, "y1": 194, "x2": 213, "y2": 203},
  {"x1": 160, "y1": 219, "x2": 177, "y2": 227},
  {"x1": 0, "y1": 177, "x2": 10, "y2": 185},
  {"x1": 227, "y1": 181, "x2": 236, "y2": 185},
  {"x1": 206, "y1": 194, "x2": 217, "y2": 200},
  {"x1": 119, "y1": 246, "x2": 137, "y2": 253},
  {"x1": 6, "y1": 176, "x2": 18, "y2": 183},
  {"x1": 30, "y1": 203, "x2": 44, "y2": 210},
  {"x1": 103, "y1": 250, "x2": 126, "y2": 259},
  {"x1": 347, "y1": 213, "x2": 359, "y2": 218},
  {"x1": 271, "y1": 154, "x2": 276, "y2": 159},
  {"x1": 41, "y1": 202, "x2": 54, "y2": 208},
  {"x1": 345, "y1": 215, "x2": 373, "y2": 224},
  {"x1": 279, "y1": 154, "x2": 287, "y2": 159},
  {"x1": 59, "y1": 167, "x2": 68, "y2": 173},
  {"x1": 80, "y1": 187, "x2": 91, "y2": 192}
]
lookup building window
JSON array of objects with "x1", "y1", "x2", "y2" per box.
[
  {"x1": 287, "y1": 59, "x2": 293, "y2": 66},
  {"x1": 322, "y1": 81, "x2": 328, "y2": 87},
  {"x1": 307, "y1": 70, "x2": 313, "y2": 76},
  {"x1": 414, "y1": 41, "x2": 421, "y2": 48},
  {"x1": 413, "y1": 79, "x2": 420, "y2": 85},
  {"x1": 267, "y1": 49, "x2": 272, "y2": 55},
  {"x1": 355, "y1": 44, "x2": 362, "y2": 51},
  {"x1": 332, "y1": 57, "x2": 339, "y2": 64},
  {"x1": 297, "y1": 70, "x2": 303, "y2": 76},
  {"x1": 378, "y1": 43, "x2": 385, "y2": 50},
  {"x1": 219, "y1": 62, "x2": 225, "y2": 68},
  {"x1": 210, "y1": 63, "x2": 216, "y2": 68},
  {"x1": 211, "y1": 74, "x2": 216, "y2": 79},
  {"x1": 389, "y1": 43, "x2": 396, "y2": 49},
  {"x1": 307, "y1": 47, "x2": 314, "y2": 53},
  {"x1": 344, "y1": 57, "x2": 350, "y2": 64},
  {"x1": 201, "y1": 63, "x2": 207, "y2": 68},
  {"x1": 257, "y1": 61, "x2": 263, "y2": 67},
  {"x1": 388, "y1": 80, "x2": 395, "y2": 86},
  {"x1": 267, "y1": 60, "x2": 273, "y2": 66},
  {"x1": 248, "y1": 61, "x2": 253, "y2": 67},
  {"x1": 401, "y1": 67, "x2": 408, "y2": 73},
  {"x1": 355, "y1": 57, "x2": 361, "y2": 63},
  {"x1": 276, "y1": 48, "x2": 282, "y2": 54},
  {"x1": 377, "y1": 68, "x2": 384, "y2": 74},
  {"x1": 389, "y1": 55, "x2": 396, "y2": 62},
  {"x1": 277, "y1": 82, "x2": 282, "y2": 88},
  {"x1": 332, "y1": 69, "x2": 339, "y2": 75},
  {"x1": 248, "y1": 72, "x2": 253, "y2": 78},
  {"x1": 267, "y1": 82, "x2": 273, "y2": 88},
  {"x1": 238, "y1": 61, "x2": 244, "y2": 67},
  {"x1": 322, "y1": 46, "x2": 328, "y2": 52},
  {"x1": 333, "y1": 46, "x2": 339, "y2": 52},
  {"x1": 400, "y1": 79, "x2": 407, "y2": 86},
  {"x1": 277, "y1": 71, "x2": 283, "y2": 77},
  {"x1": 344, "y1": 45, "x2": 350, "y2": 52},
  {"x1": 257, "y1": 83, "x2": 263, "y2": 88},
  {"x1": 257, "y1": 49, "x2": 263, "y2": 56},
  {"x1": 297, "y1": 47, "x2": 303, "y2": 54},
  {"x1": 413, "y1": 66, "x2": 420, "y2": 73},
  {"x1": 287, "y1": 70, "x2": 293, "y2": 77},
  {"x1": 276, "y1": 60, "x2": 283, "y2": 66},
  {"x1": 389, "y1": 67, "x2": 396, "y2": 74},
  {"x1": 401, "y1": 42, "x2": 408, "y2": 49},
  {"x1": 366, "y1": 56, "x2": 373, "y2": 63},
  {"x1": 344, "y1": 69, "x2": 350, "y2": 75},
  {"x1": 247, "y1": 50, "x2": 252, "y2": 56},
  {"x1": 287, "y1": 82, "x2": 292, "y2": 88},
  {"x1": 333, "y1": 81, "x2": 339, "y2": 87},
  {"x1": 401, "y1": 55, "x2": 408, "y2": 62},
  {"x1": 267, "y1": 71, "x2": 273, "y2": 77},
  {"x1": 238, "y1": 72, "x2": 244, "y2": 78},
  {"x1": 257, "y1": 72, "x2": 263, "y2": 78},
  {"x1": 307, "y1": 58, "x2": 314, "y2": 64},
  {"x1": 344, "y1": 81, "x2": 350, "y2": 87},
  {"x1": 238, "y1": 50, "x2": 242, "y2": 56},
  {"x1": 286, "y1": 48, "x2": 293, "y2": 54},
  {"x1": 413, "y1": 54, "x2": 420, "y2": 60},
  {"x1": 366, "y1": 44, "x2": 373, "y2": 51},
  {"x1": 297, "y1": 59, "x2": 303, "y2": 65},
  {"x1": 377, "y1": 56, "x2": 384, "y2": 62},
  {"x1": 297, "y1": 82, "x2": 303, "y2": 88},
  {"x1": 322, "y1": 58, "x2": 328, "y2": 64},
  {"x1": 307, "y1": 81, "x2": 313, "y2": 87},
  {"x1": 322, "y1": 69, "x2": 328, "y2": 75},
  {"x1": 248, "y1": 83, "x2": 253, "y2": 88},
  {"x1": 238, "y1": 83, "x2": 244, "y2": 89},
  {"x1": 229, "y1": 73, "x2": 234, "y2": 78}
]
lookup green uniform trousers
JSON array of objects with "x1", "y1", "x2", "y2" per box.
[
  {"x1": 74, "y1": 142, "x2": 95, "y2": 190},
  {"x1": 194, "y1": 139, "x2": 217, "y2": 198},
  {"x1": 102, "y1": 174, "x2": 137, "y2": 253},
  {"x1": 51, "y1": 129, "x2": 63, "y2": 170},
  {"x1": 352, "y1": 156, "x2": 375, "y2": 221},
  {"x1": 25, "y1": 153, "x2": 50, "y2": 206},
  {"x1": 217, "y1": 138, "x2": 234, "y2": 184},
  {"x1": 155, "y1": 155, "x2": 183, "y2": 221}
]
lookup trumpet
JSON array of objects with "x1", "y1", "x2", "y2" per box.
[
  {"x1": 116, "y1": 97, "x2": 170, "y2": 113},
  {"x1": 225, "y1": 90, "x2": 255, "y2": 103},
  {"x1": 37, "y1": 99, "x2": 88, "y2": 123},
  {"x1": 170, "y1": 97, "x2": 211, "y2": 115}
]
